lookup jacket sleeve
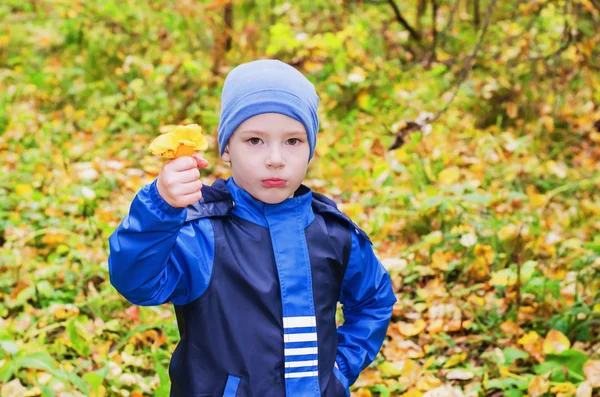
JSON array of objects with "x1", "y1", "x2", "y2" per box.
[
  {"x1": 108, "y1": 179, "x2": 214, "y2": 306},
  {"x1": 335, "y1": 229, "x2": 396, "y2": 385}
]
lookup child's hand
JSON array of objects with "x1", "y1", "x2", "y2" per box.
[{"x1": 156, "y1": 153, "x2": 209, "y2": 208}]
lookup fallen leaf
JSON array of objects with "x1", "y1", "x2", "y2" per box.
[
  {"x1": 445, "y1": 369, "x2": 474, "y2": 380},
  {"x1": 528, "y1": 374, "x2": 550, "y2": 397},
  {"x1": 15, "y1": 184, "x2": 34, "y2": 198},
  {"x1": 500, "y1": 320, "x2": 524, "y2": 336},
  {"x1": 583, "y1": 360, "x2": 600, "y2": 387},
  {"x1": 550, "y1": 382, "x2": 576, "y2": 395},
  {"x1": 383, "y1": 339, "x2": 425, "y2": 360},
  {"x1": 416, "y1": 372, "x2": 442, "y2": 391},
  {"x1": 401, "y1": 389, "x2": 423, "y2": 397},
  {"x1": 422, "y1": 385, "x2": 465, "y2": 397},
  {"x1": 575, "y1": 381, "x2": 592, "y2": 397},
  {"x1": 397, "y1": 319, "x2": 427, "y2": 337},
  {"x1": 398, "y1": 359, "x2": 422, "y2": 388},
  {"x1": 518, "y1": 331, "x2": 545, "y2": 362},
  {"x1": 443, "y1": 352, "x2": 467, "y2": 368},
  {"x1": 543, "y1": 329, "x2": 571, "y2": 354},
  {"x1": 438, "y1": 166, "x2": 460, "y2": 185}
]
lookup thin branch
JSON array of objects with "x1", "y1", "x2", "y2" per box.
[
  {"x1": 428, "y1": 0, "x2": 439, "y2": 65},
  {"x1": 387, "y1": 0, "x2": 422, "y2": 42},
  {"x1": 224, "y1": 1, "x2": 233, "y2": 52},
  {"x1": 441, "y1": 0, "x2": 461, "y2": 37},
  {"x1": 430, "y1": 0, "x2": 499, "y2": 123}
]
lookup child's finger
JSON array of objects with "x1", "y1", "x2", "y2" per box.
[
  {"x1": 169, "y1": 156, "x2": 198, "y2": 172},
  {"x1": 192, "y1": 153, "x2": 209, "y2": 168}
]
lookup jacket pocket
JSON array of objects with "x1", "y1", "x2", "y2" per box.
[
  {"x1": 222, "y1": 374, "x2": 241, "y2": 397},
  {"x1": 333, "y1": 365, "x2": 350, "y2": 397}
]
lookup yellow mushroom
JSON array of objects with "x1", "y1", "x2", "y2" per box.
[{"x1": 149, "y1": 124, "x2": 208, "y2": 159}]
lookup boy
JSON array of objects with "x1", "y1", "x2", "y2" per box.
[{"x1": 108, "y1": 60, "x2": 396, "y2": 397}]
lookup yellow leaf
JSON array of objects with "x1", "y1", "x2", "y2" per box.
[
  {"x1": 543, "y1": 329, "x2": 570, "y2": 354},
  {"x1": 438, "y1": 166, "x2": 460, "y2": 185},
  {"x1": 90, "y1": 385, "x2": 106, "y2": 397},
  {"x1": 431, "y1": 251, "x2": 452, "y2": 271},
  {"x1": 42, "y1": 231, "x2": 68, "y2": 246},
  {"x1": 357, "y1": 90, "x2": 370, "y2": 109},
  {"x1": 149, "y1": 124, "x2": 208, "y2": 159},
  {"x1": 397, "y1": 319, "x2": 427, "y2": 337},
  {"x1": 541, "y1": 115, "x2": 554, "y2": 132},
  {"x1": 583, "y1": 360, "x2": 600, "y2": 388},
  {"x1": 528, "y1": 374, "x2": 550, "y2": 397},
  {"x1": 550, "y1": 382, "x2": 576, "y2": 395},
  {"x1": 303, "y1": 60, "x2": 323, "y2": 73},
  {"x1": 518, "y1": 331, "x2": 545, "y2": 362},
  {"x1": 474, "y1": 244, "x2": 495, "y2": 264},
  {"x1": 443, "y1": 352, "x2": 467, "y2": 368},
  {"x1": 416, "y1": 372, "x2": 442, "y2": 391},
  {"x1": 378, "y1": 361, "x2": 403, "y2": 378},
  {"x1": 399, "y1": 359, "x2": 422, "y2": 388},
  {"x1": 467, "y1": 258, "x2": 490, "y2": 281},
  {"x1": 497, "y1": 224, "x2": 518, "y2": 241},
  {"x1": 15, "y1": 184, "x2": 34, "y2": 198},
  {"x1": 500, "y1": 320, "x2": 523, "y2": 336},
  {"x1": 94, "y1": 115, "x2": 111, "y2": 131},
  {"x1": 490, "y1": 269, "x2": 515, "y2": 287},
  {"x1": 401, "y1": 389, "x2": 423, "y2": 397}
]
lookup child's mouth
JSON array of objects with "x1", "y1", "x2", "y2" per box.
[{"x1": 262, "y1": 179, "x2": 286, "y2": 188}]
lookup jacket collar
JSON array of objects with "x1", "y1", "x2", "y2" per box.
[{"x1": 225, "y1": 177, "x2": 314, "y2": 228}]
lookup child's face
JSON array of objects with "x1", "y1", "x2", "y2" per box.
[{"x1": 222, "y1": 113, "x2": 311, "y2": 204}]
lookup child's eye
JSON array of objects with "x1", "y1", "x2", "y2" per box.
[
  {"x1": 287, "y1": 138, "x2": 301, "y2": 145},
  {"x1": 247, "y1": 138, "x2": 262, "y2": 145}
]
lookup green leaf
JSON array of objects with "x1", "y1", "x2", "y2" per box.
[
  {"x1": 65, "y1": 371, "x2": 89, "y2": 394},
  {"x1": 83, "y1": 372, "x2": 104, "y2": 395},
  {"x1": 67, "y1": 318, "x2": 91, "y2": 357},
  {"x1": 534, "y1": 349, "x2": 588, "y2": 382},
  {"x1": 487, "y1": 377, "x2": 529, "y2": 390},
  {"x1": 503, "y1": 347, "x2": 529, "y2": 365},
  {"x1": 421, "y1": 196, "x2": 443, "y2": 210},
  {"x1": 505, "y1": 389, "x2": 525, "y2": 397},
  {"x1": 14, "y1": 351, "x2": 56, "y2": 373},
  {"x1": 154, "y1": 353, "x2": 171, "y2": 397},
  {"x1": 370, "y1": 384, "x2": 391, "y2": 397},
  {"x1": 429, "y1": 64, "x2": 449, "y2": 76},
  {"x1": 0, "y1": 359, "x2": 16, "y2": 384},
  {"x1": 461, "y1": 192, "x2": 492, "y2": 205}
]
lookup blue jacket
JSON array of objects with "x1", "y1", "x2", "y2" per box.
[{"x1": 108, "y1": 177, "x2": 396, "y2": 397}]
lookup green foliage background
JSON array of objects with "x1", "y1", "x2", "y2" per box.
[{"x1": 1, "y1": 0, "x2": 599, "y2": 396}]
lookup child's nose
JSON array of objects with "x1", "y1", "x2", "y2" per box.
[{"x1": 266, "y1": 147, "x2": 285, "y2": 168}]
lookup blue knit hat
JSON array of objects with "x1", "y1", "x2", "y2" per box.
[{"x1": 217, "y1": 59, "x2": 320, "y2": 162}]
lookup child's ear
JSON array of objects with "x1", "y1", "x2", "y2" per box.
[{"x1": 222, "y1": 145, "x2": 231, "y2": 162}]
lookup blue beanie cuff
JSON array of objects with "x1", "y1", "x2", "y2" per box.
[{"x1": 218, "y1": 89, "x2": 319, "y2": 162}]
